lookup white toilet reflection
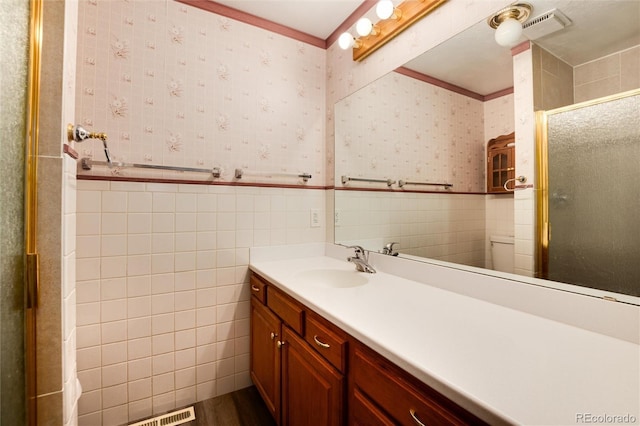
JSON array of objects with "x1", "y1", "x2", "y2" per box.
[{"x1": 490, "y1": 235, "x2": 514, "y2": 273}]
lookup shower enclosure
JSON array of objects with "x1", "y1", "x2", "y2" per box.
[
  {"x1": 536, "y1": 89, "x2": 640, "y2": 298},
  {"x1": 1, "y1": 0, "x2": 43, "y2": 423},
  {"x1": 0, "y1": 0, "x2": 29, "y2": 423}
]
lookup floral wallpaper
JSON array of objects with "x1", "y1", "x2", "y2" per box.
[
  {"x1": 75, "y1": 0, "x2": 326, "y2": 183},
  {"x1": 334, "y1": 75, "x2": 515, "y2": 268},
  {"x1": 335, "y1": 71, "x2": 485, "y2": 193},
  {"x1": 484, "y1": 94, "x2": 515, "y2": 142}
]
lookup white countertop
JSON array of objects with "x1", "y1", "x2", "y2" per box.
[{"x1": 249, "y1": 244, "x2": 640, "y2": 425}]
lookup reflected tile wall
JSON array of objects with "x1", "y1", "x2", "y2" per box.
[
  {"x1": 574, "y1": 45, "x2": 640, "y2": 103},
  {"x1": 335, "y1": 191, "x2": 486, "y2": 268},
  {"x1": 532, "y1": 44, "x2": 574, "y2": 111}
]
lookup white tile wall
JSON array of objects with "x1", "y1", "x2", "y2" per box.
[
  {"x1": 76, "y1": 180, "x2": 325, "y2": 425},
  {"x1": 64, "y1": 154, "x2": 80, "y2": 426},
  {"x1": 335, "y1": 190, "x2": 486, "y2": 268},
  {"x1": 62, "y1": 0, "x2": 81, "y2": 423}
]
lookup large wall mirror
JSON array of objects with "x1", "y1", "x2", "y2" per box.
[{"x1": 334, "y1": 0, "x2": 640, "y2": 303}]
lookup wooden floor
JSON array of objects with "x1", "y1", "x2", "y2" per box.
[{"x1": 185, "y1": 386, "x2": 277, "y2": 426}]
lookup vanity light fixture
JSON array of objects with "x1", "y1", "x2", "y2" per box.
[
  {"x1": 488, "y1": 3, "x2": 532, "y2": 47},
  {"x1": 376, "y1": 0, "x2": 402, "y2": 20},
  {"x1": 338, "y1": 0, "x2": 448, "y2": 62},
  {"x1": 356, "y1": 17, "x2": 379, "y2": 36},
  {"x1": 338, "y1": 32, "x2": 361, "y2": 50}
]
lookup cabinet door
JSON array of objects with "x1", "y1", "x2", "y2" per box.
[
  {"x1": 251, "y1": 297, "x2": 281, "y2": 423},
  {"x1": 281, "y1": 326, "x2": 344, "y2": 426},
  {"x1": 487, "y1": 147, "x2": 515, "y2": 193}
]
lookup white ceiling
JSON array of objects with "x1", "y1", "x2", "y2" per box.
[
  {"x1": 208, "y1": 0, "x2": 640, "y2": 95},
  {"x1": 210, "y1": 0, "x2": 364, "y2": 39},
  {"x1": 528, "y1": 0, "x2": 640, "y2": 65},
  {"x1": 396, "y1": 0, "x2": 640, "y2": 96}
]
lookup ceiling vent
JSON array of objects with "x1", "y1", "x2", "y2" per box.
[{"x1": 522, "y1": 9, "x2": 572, "y2": 40}]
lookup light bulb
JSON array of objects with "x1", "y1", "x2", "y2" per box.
[
  {"x1": 376, "y1": 0, "x2": 395, "y2": 19},
  {"x1": 356, "y1": 18, "x2": 374, "y2": 36},
  {"x1": 338, "y1": 32, "x2": 355, "y2": 50},
  {"x1": 494, "y1": 18, "x2": 523, "y2": 47}
]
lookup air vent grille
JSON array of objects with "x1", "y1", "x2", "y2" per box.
[
  {"x1": 523, "y1": 11, "x2": 554, "y2": 29},
  {"x1": 522, "y1": 9, "x2": 572, "y2": 40},
  {"x1": 128, "y1": 406, "x2": 195, "y2": 426}
]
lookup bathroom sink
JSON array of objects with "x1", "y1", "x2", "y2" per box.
[{"x1": 294, "y1": 269, "x2": 369, "y2": 288}]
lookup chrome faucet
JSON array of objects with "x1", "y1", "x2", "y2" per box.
[
  {"x1": 382, "y1": 242, "x2": 399, "y2": 256},
  {"x1": 347, "y1": 245, "x2": 376, "y2": 274}
]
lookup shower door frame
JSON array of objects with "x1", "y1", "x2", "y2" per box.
[
  {"x1": 25, "y1": 0, "x2": 44, "y2": 423},
  {"x1": 535, "y1": 88, "x2": 640, "y2": 286}
]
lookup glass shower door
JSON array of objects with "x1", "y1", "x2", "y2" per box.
[
  {"x1": 542, "y1": 91, "x2": 640, "y2": 297},
  {"x1": 0, "y1": 0, "x2": 30, "y2": 423}
]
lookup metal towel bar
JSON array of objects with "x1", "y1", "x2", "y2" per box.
[
  {"x1": 235, "y1": 168, "x2": 312, "y2": 182},
  {"x1": 398, "y1": 180, "x2": 452, "y2": 189},
  {"x1": 81, "y1": 158, "x2": 222, "y2": 177},
  {"x1": 341, "y1": 175, "x2": 396, "y2": 187}
]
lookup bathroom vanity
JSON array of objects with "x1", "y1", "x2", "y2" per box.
[
  {"x1": 249, "y1": 243, "x2": 639, "y2": 425},
  {"x1": 250, "y1": 272, "x2": 484, "y2": 425}
]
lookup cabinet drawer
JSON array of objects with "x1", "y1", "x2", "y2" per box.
[
  {"x1": 250, "y1": 274, "x2": 268, "y2": 304},
  {"x1": 352, "y1": 388, "x2": 395, "y2": 426},
  {"x1": 352, "y1": 344, "x2": 482, "y2": 426},
  {"x1": 305, "y1": 312, "x2": 347, "y2": 373},
  {"x1": 267, "y1": 286, "x2": 304, "y2": 335}
]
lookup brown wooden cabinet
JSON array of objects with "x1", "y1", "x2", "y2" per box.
[
  {"x1": 250, "y1": 274, "x2": 345, "y2": 426},
  {"x1": 250, "y1": 297, "x2": 281, "y2": 421},
  {"x1": 250, "y1": 272, "x2": 485, "y2": 426},
  {"x1": 487, "y1": 132, "x2": 515, "y2": 193},
  {"x1": 349, "y1": 340, "x2": 486, "y2": 426},
  {"x1": 281, "y1": 326, "x2": 344, "y2": 426}
]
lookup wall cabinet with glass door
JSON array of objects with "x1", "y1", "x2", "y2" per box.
[{"x1": 487, "y1": 132, "x2": 515, "y2": 193}]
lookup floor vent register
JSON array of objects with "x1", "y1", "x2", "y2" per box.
[{"x1": 128, "y1": 406, "x2": 195, "y2": 426}]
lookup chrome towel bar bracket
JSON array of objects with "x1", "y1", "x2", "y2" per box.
[{"x1": 68, "y1": 124, "x2": 113, "y2": 167}]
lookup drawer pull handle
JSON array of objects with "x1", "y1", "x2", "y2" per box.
[
  {"x1": 313, "y1": 335, "x2": 331, "y2": 349},
  {"x1": 270, "y1": 332, "x2": 278, "y2": 340},
  {"x1": 277, "y1": 340, "x2": 285, "y2": 349},
  {"x1": 251, "y1": 285, "x2": 260, "y2": 292},
  {"x1": 409, "y1": 409, "x2": 426, "y2": 426}
]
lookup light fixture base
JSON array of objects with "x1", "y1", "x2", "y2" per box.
[
  {"x1": 488, "y1": 3, "x2": 532, "y2": 29},
  {"x1": 353, "y1": 0, "x2": 448, "y2": 61}
]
